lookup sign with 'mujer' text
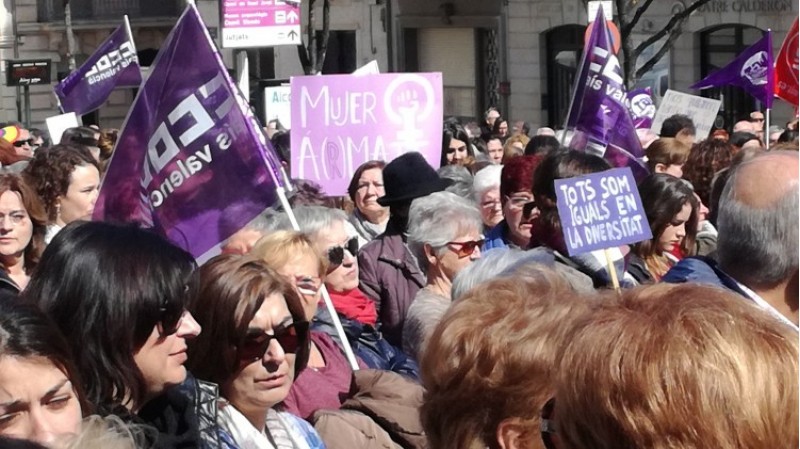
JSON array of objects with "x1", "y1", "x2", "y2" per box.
[
  {"x1": 555, "y1": 167, "x2": 652, "y2": 256},
  {"x1": 290, "y1": 72, "x2": 443, "y2": 196}
]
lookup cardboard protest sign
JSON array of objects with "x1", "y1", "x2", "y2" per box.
[
  {"x1": 45, "y1": 112, "x2": 80, "y2": 144},
  {"x1": 555, "y1": 167, "x2": 652, "y2": 256},
  {"x1": 264, "y1": 85, "x2": 291, "y2": 128},
  {"x1": 650, "y1": 90, "x2": 721, "y2": 142},
  {"x1": 290, "y1": 72, "x2": 443, "y2": 196}
]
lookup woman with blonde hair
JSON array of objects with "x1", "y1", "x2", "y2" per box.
[
  {"x1": 550, "y1": 283, "x2": 798, "y2": 449},
  {"x1": 421, "y1": 270, "x2": 593, "y2": 449},
  {"x1": 502, "y1": 134, "x2": 530, "y2": 162}
]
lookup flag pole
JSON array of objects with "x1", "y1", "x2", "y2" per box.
[{"x1": 766, "y1": 108, "x2": 771, "y2": 150}]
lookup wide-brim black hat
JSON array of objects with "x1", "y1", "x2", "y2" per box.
[{"x1": 378, "y1": 152, "x2": 452, "y2": 206}]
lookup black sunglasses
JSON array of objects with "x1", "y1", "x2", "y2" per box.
[
  {"x1": 13, "y1": 139, "x2": 33, "y2": 148},
  {"x1": 238, "y1": 321, "x2": 309, "y2": 362},
  {"x1": 522, "y1": 200, "x2": 537, "y2": 218},
  {"x1": 327, "y1": 236, "x2": 359, "y2": 267},
  {"x1": 541, "y1": 397, "x2": 557, "y2": 449}
]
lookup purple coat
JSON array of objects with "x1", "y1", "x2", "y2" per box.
[{"x1": 358, "y1": 231, "x2": 426, "y2": 347}]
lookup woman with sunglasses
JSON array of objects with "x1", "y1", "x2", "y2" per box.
[
  {"x1": 22, "y1": 222, "x2": 235, "y2": 448},
  {"x1": 403, "y1": 191, "x2": 483, "y2": 362},
  {"x1": 186, "y1": 255, "x2": 324, "y2": 449}
]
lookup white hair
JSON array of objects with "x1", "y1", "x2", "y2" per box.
[
  {"x1": 263, "y1": 205, "x2": 347, "y2": 239},
  {"x1": 407, "y1": 191, "x2": 483, "y2": 273},
  {"x1": 472, "y1": 164, "x2": 503, "y2": 201}
]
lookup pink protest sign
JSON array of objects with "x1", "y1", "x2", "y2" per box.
[
  {"x1": 290, "y1": 72, "x2": 443, "y2": 197},
  {"x1": 221, "y1": 0, "x2": 301, "y2": 48}
]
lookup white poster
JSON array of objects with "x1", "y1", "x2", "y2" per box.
[{"x1": 650, "y1": 89, "x2": 721, "y2": 142}]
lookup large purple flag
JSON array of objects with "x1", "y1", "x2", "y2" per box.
[
  {"x1": 690, "y1": 31, "x2": 774, "y2": 108},
  {"x1": 564, "y1": 9, "x2": 648, "y2": 180},
  {"x1": 93, "y1": 4, "x2": 282, "y2": 262},
  {"x1": 54, "y1": 20, "x2": 142, "y2": 115}
]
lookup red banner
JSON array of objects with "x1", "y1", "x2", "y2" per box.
[{"x1": 775, "y1": 18, "x2": 799, "y2": 106}]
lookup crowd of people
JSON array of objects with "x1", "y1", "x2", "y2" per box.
[{"x1": 0, "y1": 106, "x2": 797, "y2": 449}]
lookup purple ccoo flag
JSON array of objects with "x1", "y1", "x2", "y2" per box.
[
  {"x1": 626, "y1": 87, "x2": 656, "y2": 130},
  {"x1": 564, "y1": 8, "x2": 648, "y2": 181},
  {"x1": 54, "y1": 19, "x2": 142, "y2": 115},
  {"x1": 93, "y1": 3, "x2": 283, "y2": 262},
  {"x1": 690, "y1": 31, "x2": 774, "y2": 108}
]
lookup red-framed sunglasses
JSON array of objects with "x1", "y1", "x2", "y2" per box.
[{"x1": 445, "y1": 239, "x2": 485, "y2": 258}]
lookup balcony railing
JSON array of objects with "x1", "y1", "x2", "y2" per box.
[{"x1": 38, "y1": 0, "x2": 182, "y2": 22}]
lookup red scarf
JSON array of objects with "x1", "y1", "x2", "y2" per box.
[{"x1": 327, "y1": 288, "x2": 378, "y2": 327}]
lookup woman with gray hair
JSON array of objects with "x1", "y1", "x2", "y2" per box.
[
  {"x1": 402, "y1": 191, "x2": 483, "y2": 361},
  {"x1": 472, "y1": 164, "x2": 503, "y2": 231}
]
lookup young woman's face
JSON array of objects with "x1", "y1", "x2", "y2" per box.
[
  {"x1": 133, "y1": 311, "x2": 202, "y2": 401},
  {"x1": 487, "y1": 139, "x2": 504, "y2": 164},
  {"x1": 658, "y1": 202, "x2": 692, "y2": 253},
  {"x1": 447, "y1": 138, "x2": 468, "y2": 164},
  {"x1": 57, "y1": 165, "x2": 100, "y2": 227},
  {"x1": 222, "y1": 292, "x2": 298, "y2": 412},
  {"x1": 0, "y1": 356, "x2": 82, "y2": 448},
  {"x1": 0, "y1": 190, "x2": 33, "y2": 260}
]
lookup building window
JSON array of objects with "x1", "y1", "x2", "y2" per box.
[
  {"x1": 544, "y1": 24, "x2": 585, "y2": 128},
  {"x1": 700, "y1": 25, "x2": 764, "y2": 131}
]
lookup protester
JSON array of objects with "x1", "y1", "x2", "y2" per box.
[
  {"x1": 21, "y1": 222, "x2": 235, "y2": 448},
  {"x1": 749, "y1": 110, "x2": 765, "y2": 141},
  {"x1": 96, "y1": 128, "x2": 118, "y2": 172},
  {"x1": 486, "y1": 137, "x2": 504, "y2": 163},
  {"x1": 0, "y1": 123, "x2": 34, "y2": 158},
  {"x1": 524, "y1": 135, "x2": 560, "y2": 156},
  {"x1": 0, "y1": 126, "x2": 33, "y2": 171},
  {"x1": 22, "y1": 144, "x2": 100, "y2": 243},
  {"x1": 219, "y1": 208, "x2": 274, "y2": 255},
  {"x1": 60, "y1": 127, "x2": 101, "y2": 162},
  {"x1": 359, "y1": 152, "x2": 451, "y2": 346},
  {"x1": 403, "y1": 192, "x2": 482, "y2": 361},
  {"x1": 28, "y1": 128, "x2": 48, "y2": 151},
  {"x1": 441, "y1": 121, "x2": 473, "y2": 166},
  {"x1": 491, "y1": 116, "x2": 509, "y2": 141},
  {"x1": 0, "y1": 174, "x2": 46, "y2": 293},
  {"x1": 186, "y1": 255, "x2": 325, "y2": 449},
  {"x1": 644, "y1": 138, "x2": 690, "y2": 178},
  {"x1": 480, "y1": 107, "x2": 500, "y2": 142},
  {"x1": 710, "y1": 128, "x2": 729, "y2": 141},
  {"x1": 769, "y1": 125, "x2": 785, "y2": 146},
  {"x1": 347, "y1": 160, "x2": 388, "y2": 246},
  {"x1": 421, "y1": 272, "x2": 592, "y2": 449},
  {"x1": 0, "y1": 300, "x2": 85, "y2": 447},
  {"x1": 778, "y1": 128, "x2": 798, "y2": 144},
  {"x1": 628, "y1": 175, "x2": 698, "y2": 283},
  {"x1": 733, "y1": 119, "x2": 757, "y2": 134},
  {"x1": 658, "y1": 114, "x2": 695, "y2": 146},
  {"x1": 438, "y1": 165, "x2": 474, "y2": 199},
  {"x1": 484, "y1": 155, "x2": 541, "y2": 250},
  {"x1": 664, "y1": 151, "x2": 799, "y2": 326},
  {"x1": 552, "y1": 284, "x2": 798, "y2": 449},
  {"x1": 681, "y1": 138, "x2": 734, "y2": 206},
  {"x1": 472, "y1": 165, "x2": 503, "y2": 231},
  {"x1": 511, "y1": 120, "x2": 531, "y2": 137},
  {"x1": 531, "y1": 150, "x2": 638, "y2": 288},
  {"x1": 729, "y1": 131, "x2": 761, "y2": 151},
  {"x1": 502, "y1": 134, "x2": 529, "y2": 162},
  {"x1": 535, "y1": 127, "x2": 556, "y2": 136}
]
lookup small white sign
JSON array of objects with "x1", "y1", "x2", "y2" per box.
[
  {"x1": 352, "y1": 60, "x2": 380, "y2": 76},
  {"x1": 46, "y1": 112, "x2": 80, "y2": 144},
  {"x1": 264, "y1": 85, "x2": 292, "y2": 129},
  {"x1": 650, "y1": 89, "x2": 722, "y2": 142},
  {"x1": 588, "y1": 1, "x2": 613, "y2": 22}
]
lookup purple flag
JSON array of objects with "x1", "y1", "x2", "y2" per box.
[
  {"x1": 626, "y1": 88, "x2": 656, "y2": 129},
  {"x1": 54, "y1": 21, "x2": 142, "y2": 115},
  {"x1": 564, "y1": 8, "x2": 648, "y2": 180},
  {"x1": 93, "y1": 4, "x2": 282, "y2": 262},
  {"x1": 690, "y1": 31, "x2": 774, "y2": 108}
]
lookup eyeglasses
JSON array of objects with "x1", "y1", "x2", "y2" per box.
[
  {"x1": 445, "y1": 238, "x2": 484, "y2": 258},
  {"x1": 327, "y1": 237, "x2": 359, "y2": 267},
  {"x1": 238, "y1": 321, "x2": 309, "y2": 362},
  {"x1": 13, "y1": 139, "x2": 33, "y2": 148},
  {"x1": 540, "y1": 397, "x2": 557, "y2": 449},
  {"x1": 506, "y1": 195, "x2": 537, "y2": 216}
]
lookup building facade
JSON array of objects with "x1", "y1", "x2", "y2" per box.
[{"x1": 0, "y1": 0, "x2": 796, "y2": 131}]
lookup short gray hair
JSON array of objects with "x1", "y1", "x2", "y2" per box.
[
  {"x1": 263, "y1": 205, "x2": 347, "y2": 240},
  {"x1": 407, "y1": 191, "x2": 483, "y2": 273},
  {"x1": 437, "y1": 165, "x2": 474, "y2": 199},
  {"x1": 472, "y1": 164, "x2": 502, "y2": 201},
  {"x1": 717, "y1": 153, "x2": 799, "y2": 287}
]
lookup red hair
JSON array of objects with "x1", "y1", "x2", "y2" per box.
[{"x1": 500, "y1": 155, "x2": 543, "y2": 200}]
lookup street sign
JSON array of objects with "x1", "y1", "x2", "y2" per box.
[
  {"x1": 6, "y1": 59, "x2": 52, "y2": 86},
  {"x1": 221, "y1": 0, "x2": 302, "y2": 49}
]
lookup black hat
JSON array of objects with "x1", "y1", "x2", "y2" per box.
[{"x1": 378, "y1": 152, "x2": 452, "y2": 206}]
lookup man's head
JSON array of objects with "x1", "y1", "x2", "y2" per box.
[
  {"x1": 734, "y1": 120, "x2": 756, "y2": 134},
  {"x1": 717, "y1": 151, "x2": 799, "y2": 323},
  {"x1": 749, "y1": 111, "x2": 765, "y2": 139},
  {"x1": 485, "y1": 107, "x2": 500, "y2": 127},
  {"x1": 659, "y1": 114, "x2": 695, "y2": 146}
]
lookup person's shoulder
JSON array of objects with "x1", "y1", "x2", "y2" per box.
[{"x1": 277, "y1": 411, "x2": 326, "y2": 449}]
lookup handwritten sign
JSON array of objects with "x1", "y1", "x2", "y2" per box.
[
  {"x1": 650, "y1": 89, "x2": 721, "y2": 142},
  {"x1": 290, "y1": 72, "x2": 443, "y2": 196},
  {"x1": 555, "y1": 167, "x2": 652, "y2": 256}
]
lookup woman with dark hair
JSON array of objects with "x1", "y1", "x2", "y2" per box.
[
  {"x1": 60, "y1": 127, "x2": 100, "y2": 161},
  {"x1": 0, "y1": 300, "x2": 86, "y2": 446},
  {"x1": 441, "y1": 121, "x2": 474, "y2": 166},
  {"x1": 531, "y1": 150, "x2": 638, "y2": 288},
  {"x1": 0, "y1": 174, "x2": 47, "y2": 293},
  {"x1": 21, "y1": 221, "x2": 233, "y2": 448},
  {"x1": 681, "y1": 139, "x2": 734, "y2": 206},
  {"x1": 628, "y1": 174, "x2": 699, "y2": 283},
  {"x1": 347, "y1": 160, "x2": 388, "y2": 246},
  {"x1": 22, "y1": 144, "x2": 100, "y2": 243},
  {"x1": 491, "y1": 116, "x2": 509, "y2": 142},
  {"x1": 186, "y1": 255, "x2": 324, "y2": 448}
]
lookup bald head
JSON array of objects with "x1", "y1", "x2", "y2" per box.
[
  {"x1": 728, "y1": 151, "x2": 798, "y2": 208},
  {"x1": 733, "y1": 120, "x2": 756, "y2": 133}
]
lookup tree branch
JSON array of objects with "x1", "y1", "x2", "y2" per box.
[
  {"x1": 315, "y1": 0, "x2": 330, "y2": 74},
  {"x1": 635, "y1": 24, "x2": 683, "y2": 79},
  {"x1": 622, "y1": 0, "x2": 656, "y2": 39},
  {"x1": 634, "y1": 0, "x2": 712, "y2": 55},
  {"x1": 306, "y1": 0, "x2": 317, "y2": 75}
]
